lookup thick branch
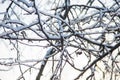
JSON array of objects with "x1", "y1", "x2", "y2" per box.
[{"x1": 74, "y1": 42, "x2": 120, "y2": 80}]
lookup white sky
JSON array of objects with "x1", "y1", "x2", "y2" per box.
[{"x1": 0, "y1": 0, "x2": 118, "y2": 80}]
